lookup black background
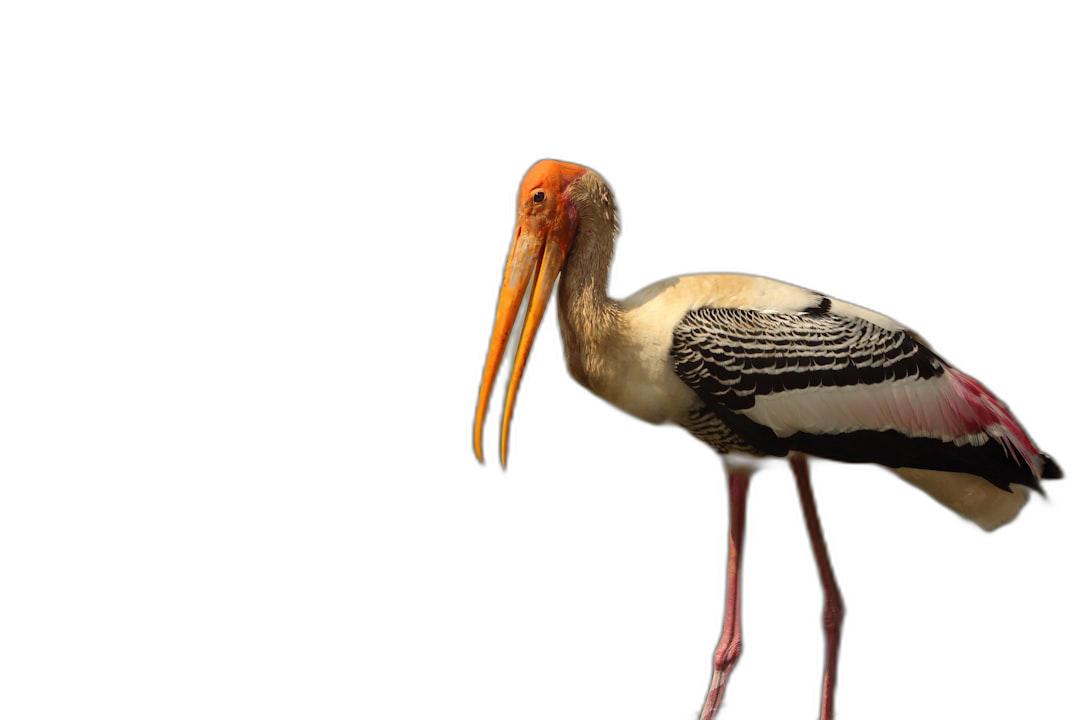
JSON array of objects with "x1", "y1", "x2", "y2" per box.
[{"x1": 408, "y1": 108, "x2": 1075, "y2": 720}]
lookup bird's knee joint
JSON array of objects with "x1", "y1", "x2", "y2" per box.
[
  {"x1": 714, "y1": 640, "x2": 742, "y2": 672},
  {"x1": 823, "y1": 601, "x2": 845, "y2": 633}
]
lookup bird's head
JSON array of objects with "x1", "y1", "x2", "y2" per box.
[{"x1": 473, "y1": 159, "x2": 592, "y2": 466}]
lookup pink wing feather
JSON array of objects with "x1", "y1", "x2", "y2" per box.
[{"x1": 940, "y1": 365, "x2": 1041, "y2": 474}]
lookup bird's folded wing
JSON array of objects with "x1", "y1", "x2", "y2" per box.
[{"x1": 670, "y1": 306, "x2": 1048, "y2": 488}]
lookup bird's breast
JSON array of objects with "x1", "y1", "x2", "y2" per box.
[
  {"x1": 556, "y1": 301, "x2": 698, "y2": 426},
  {"x1": 589, "y1": 332, "x2": 699, "y2": 426}
]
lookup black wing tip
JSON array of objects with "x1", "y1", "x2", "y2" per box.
[
  {"x1": 1016, "y1": 453, "x2": 1062, "y2": 498},
  {"x1": 1041, "y1": 453, "x2": 1064, "y2": 480}
]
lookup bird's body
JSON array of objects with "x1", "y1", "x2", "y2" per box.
[
  {"x1": 568, "y1": 270, "x2": 1056, "y2": 529},
  {"x1": 473, "y1": 159, "x2": 1061, "y2": 719}
]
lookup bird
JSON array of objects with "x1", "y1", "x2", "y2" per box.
[{"x1": 472, "y1": 159, "x2": 1062, "y2": 720}]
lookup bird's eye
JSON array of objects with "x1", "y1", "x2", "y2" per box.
[{"x1": 533, "y1": 191, "x2": 545, "y2": 203}]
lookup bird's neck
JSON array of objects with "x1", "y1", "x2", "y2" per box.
[{"x1": 557, "y1": 207, "x2": 623, "y2": 391}]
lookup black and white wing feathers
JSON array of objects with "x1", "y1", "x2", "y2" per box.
[{"x1": 671, "y1": 303, "x2": 1058, "y2": 490}]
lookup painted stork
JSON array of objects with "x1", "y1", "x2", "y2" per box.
[{"x1": 472, "y1": 159, "x2": 1062, "y2": 720}]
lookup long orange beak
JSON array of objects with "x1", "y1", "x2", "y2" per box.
[{"x1": 473, "y1": 228, "x2": 567, "y2": 466}]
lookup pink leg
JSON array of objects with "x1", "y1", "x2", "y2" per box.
[
  {"x1": 699, "y1": 464, "x2": 752, "y2": 720},
  {"x1": 790, "y1": 453, "x2": 845, "y2": 720}
]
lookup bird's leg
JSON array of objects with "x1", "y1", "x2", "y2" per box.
[
  {"x1": 790, "y1": 452, "x2": 845, "y2": 720},
  {"x1": 699, "y1": 463, "x2": 752, "y2": 720}
]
